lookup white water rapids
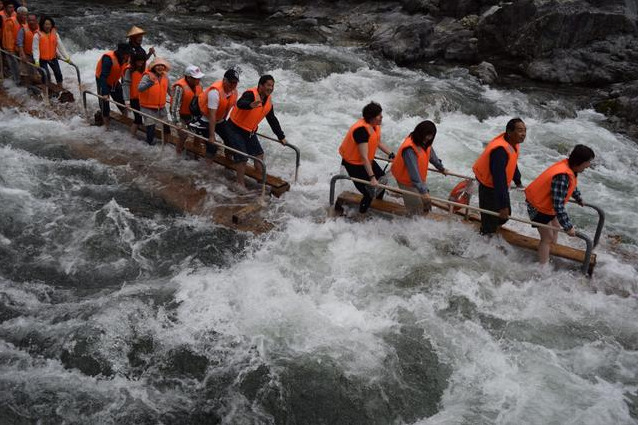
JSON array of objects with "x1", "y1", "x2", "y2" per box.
[{"x1": 0, "y1": 9, "x2": 636, "y2": 424}]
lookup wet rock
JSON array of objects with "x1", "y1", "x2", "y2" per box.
[
  {"x1": 469, "y1": 61, "x2": 498, "y2": 84},
  {"x1": 60, "y1": 334, "x2": 114, "y2": 377},
  {"x1": 162, "y1": 346, "x2": 209, "y2": 380}
]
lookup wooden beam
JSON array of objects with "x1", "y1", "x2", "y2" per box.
[
  {"x1": 109, "y1": 112, "x2": 290, "y2": 197},
  {"x1": 335, "y1": 191, "x2": 596, "y2": 271}
]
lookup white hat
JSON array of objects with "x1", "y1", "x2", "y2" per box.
[{"x1": 185, "y1": 65, "x2": 205, "y2": 79}]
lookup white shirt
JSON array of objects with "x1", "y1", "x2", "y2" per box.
[
  {"x1": 201, "y1": 88, "x2": 236, "y2": 123},
  {"x1": 32, "y1": 31, "x2": 69, "y2": 63}
]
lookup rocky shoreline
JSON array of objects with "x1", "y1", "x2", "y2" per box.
[{"x1": 122, "y1": 0, "x2": 638, "y2": 137}]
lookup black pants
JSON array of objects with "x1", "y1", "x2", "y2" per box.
[
  {"x1": 478, "y1": 182, "x2": 510, "y2": 235},
  {"x1": 96, "y1": 79, "x2": 125, "y2": 117},
  {"x1": 41, "y1": 59, "x2": 63, "y2": 84},
  {"x1": 342, "y1": 159, "x2": 385, "y2": 213}
]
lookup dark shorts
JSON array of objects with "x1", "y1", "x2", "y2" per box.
[
  {"x1": 226, "y1": 120, "x2": 264, "y2": 163},
  {"x1": 130, "y1": 99, "x2": 143, "y2": 125},
  {"x1": 189, "y1": 118, "x2": 234, "y2": 157},
  {"x1": 179, "y1": 114, "x2": 192, "y2": 124},
  {"x1": 529, "y1": 211, "x2": 555, "y2": 227}
]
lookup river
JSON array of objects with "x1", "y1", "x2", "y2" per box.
[{"x1": 0, "y1": 1, "x2": 637, "y2": 424}]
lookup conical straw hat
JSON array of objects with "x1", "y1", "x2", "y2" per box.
[{"x1": 127, "y1": 26, "x2": 146, "y2": 37}]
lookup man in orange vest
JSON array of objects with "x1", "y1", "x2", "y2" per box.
[
  {"x1": 95, "y1": 43, "x2": 132, "y2": 129},
  {"x1": 472, "y1": 118, "x2": 526, "y2": 235},
  {"x1": 390, "y1": 120, "x2": 442, "y2": 215},
  {"x1": 1, "y1": 2, "x2": 21, "y2": 83},
  {"x1": 122, "y1": 52, "x2": 147, "y2": 136},
  {"x1": 17, "y1": 12, "x2": 37, "y2": 63},
  {"x1": 227, "y1": 74, "x2": 288, "y2": 191},
  {"x1": 169, "y1": 64, "x2": 204, "y2": 155},
  {"x1": 189, "y1": 69, "x2": 239, "y2": 159},
  {"x1": 524, "y1": 145, "x2": 594, "y2": 265},
  {"x1": 338, "y1": 101, "x2": 395, "y2": 213},
  {"x1": 138, "y1": 57, "x2": 171, "y2": 146}
]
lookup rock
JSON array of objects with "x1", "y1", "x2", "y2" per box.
[
  {"x1": 195, "y1": 5, "x2": 211, "y2": 13},
  {"x1": 476, "y1": 0, "x2": 637, "y2": 85},
  {"x1": 469, "y1": 61, "x2": 498, "y2": 84}
]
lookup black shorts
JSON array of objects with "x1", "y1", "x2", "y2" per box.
[
  {"x1": 530, "y1": 211, "x2": 555, "y2": 227},
  {"x1": 226, "y1": 121, "x2": 264, "y2": 163}
]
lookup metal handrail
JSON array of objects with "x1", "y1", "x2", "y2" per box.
[
  {"x1": 569, "y1": 201, "x2": 605, "y2": 248},
  {"x1": 0, "y1": 47, "x2": 50, "y2": 104},
  {"x1": 374, "y1": 155, "x2": 472, "y2": 180},
  {"x1": 59, "y1": 59, "x2": 84, "y2": 113},
  {"x1": 82, "y1": 90, "x2": 268, "y2": 200},
  {"x1": 256, "y1": 131, "x2": 301, "y2": 183},
  {"x1": 329, "y1": 173, "x2": 595, "y2": 275}
]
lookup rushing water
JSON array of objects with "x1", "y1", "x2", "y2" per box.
[{"x1": 0, "y1": 2, "x2": 637, "y2": 424}]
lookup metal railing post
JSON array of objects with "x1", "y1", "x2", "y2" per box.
[{"x1": 256, "y1": 131, "x2": 301, "y2": 183}]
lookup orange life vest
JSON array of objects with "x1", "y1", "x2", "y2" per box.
[
  {"x1": 2, "y1": 15, "x2": 19, "y2": 52},
  {"x1": 122, "y1": 64, "x2": 143, "y2": 100},
  {"x1": 139, "y1": 70, "x2": 169, "y2": 109},
  {"x1": 391, "y1": 135, "x2": 431, "y2": 186},
  {"x1": 94, "y1": 51, "x2": 125, "y2": 89},
  {"x1": 229, "y1": 87, "x2": 272, "y2": 133},
  {"x1": 524, "y1": 159, "x2": 577, "y2": 216},
  {"x1": 198, "y1": 80, "x2": 238, "y2": 122},
  {"x1": 338, "y1": 118, "x2": 381, "y2": 165},
  {"x1": 37, "y1": 29, "x2": 58, "y2": 60},
  {"x1": 22, "y1": 25, "x2": 37, "y2": 55},
  {"x1": 472, "y1": 133, "x2": 520, "y2": 188},
  {"x1": 171, "y1": 77, "x2": 202, "y2": 115}
]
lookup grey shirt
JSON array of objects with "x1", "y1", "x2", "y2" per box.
[{"x1": 402, "y1": 147, "x2": 445, "y2": 194}]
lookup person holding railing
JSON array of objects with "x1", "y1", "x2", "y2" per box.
[
  {"x1": 390, "y1": 120, "x2": 446, "y2": 216},
  {"x1": 189, "y1": 69, "x2": 239, "y2": 160},
  {"x1": 1, "y1": 1, "x2": 22, "y2": 83},
  {"x1": 17, "y1": 12, "x2": 38, "y2": 80},
  {"x1": 138, "y1": 57, "x2": 171, "y2": 146},
  {"x1": 472, "y1": 118, "x2": 526, "y2": 235},
  {"x1": 169, "y1": 64, "x2": 204, "y2": 155},
  {"x1": 122, "y1": 52, "x2": 146, "y2": 136},
  {"x1": 338, "y1": 101, "x2": 394, "y2": 214},
  {"x1": 227, "y1": 74, "x2": 288, "y2": 191},
  {"x1": 95, "y1": 43, "x2": 131, "y2": 129},
  {"x1": 33, "y1": 16, "x2": 70, "y2": 87},
  {"x1": 525, "y1": 145, "x2": 595, "y2": 265}
]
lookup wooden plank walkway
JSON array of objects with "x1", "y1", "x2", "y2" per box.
[
  {"x1": 109, "y1": 113, "x2": 290, "y2": 197},
  {"x1": 335, "y1": 191, "x2": 596, "y2": 273}
]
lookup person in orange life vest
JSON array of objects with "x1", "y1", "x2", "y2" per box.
[
  {"x1": 126, "y1": 26, "x2": 155, "y2": 61},
  {"x1": 138, "y1": 57, "x2": 171, "y2": 146},
  {"x1": 525, "y1": 145, "x2": 594, "y2": 265},
  {"x1": 338, "y1": 101, "x2": 394, "y2": 214},
  {"x1": 227, "y1": 74, "x2": 287, "y2": 190},
  {"x1": 391, "y1": 120, "x2": 447, "y2": 216},
  {"x1": 17, "y1": 12, "x2": 36, "y2": 61},
  {"x1": 472, "y1": 118, "x2": 526, "y2": 235},
  {"x1": 95, "y1": 43, "x2": 132, "y2": 129},
  {"x1": 32, "y1": 16, "x2": 70, "y2": 86},
  {"x1": 1, "y1": 2, "x2": 21, "y2": 83},
  {"x1": 189, "y1": 69, "x2": 239, "y2": 160},
  {"x1": 169, "y1": 64, "x2": 204, "y2": 155},
  {"x1": 122, "y1": 52, "x2": 147, "y2": 136}
]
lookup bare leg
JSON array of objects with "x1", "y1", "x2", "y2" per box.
[
  {"x1": 537, "y1": 218, "x2": 560, "y2": 264},
  {"x1": 129, "y1": 123, "x2": 138, "y2": 136},
  {"x1": 103, "y1": 116, "x2": 110, "y2": 130},
  {"x1": 235, "y1": 162, "x2": 247, "y2": 188},
  {"x1": 253, "y1": 154, "x2": 265, "y2": 174}
]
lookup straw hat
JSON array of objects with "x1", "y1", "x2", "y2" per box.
[
  {"x1": 126, "y1": 26, "x2": 146, "y2": 38},
  {"x1": 148, "y1": 57, "x2": 171, "y2": 72}
]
